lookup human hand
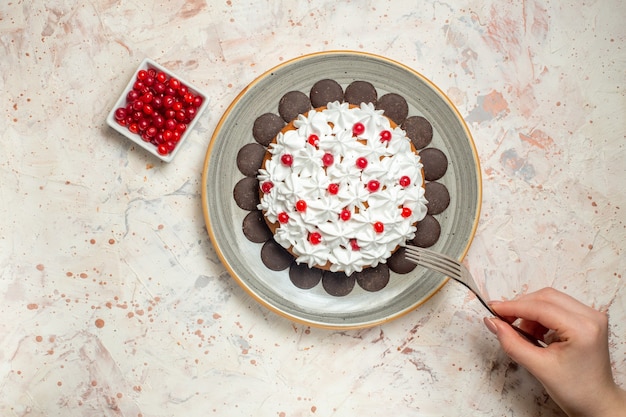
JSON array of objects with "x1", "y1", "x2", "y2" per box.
[{"x1": 483, "y1": 287, "x2": 626, "y2": 417}]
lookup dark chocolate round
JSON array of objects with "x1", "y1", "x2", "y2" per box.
[
  {"x1": 252, "y1": 113, "x2": 285, "y2": 146},
  {"x1": 355, "y1": 264, "x2": 391, "y2": 292},
  {"x1": 424, "y1": 182, "x2": 450, "y2": 215},
  {"x1": 411, "y1": 215, "x2": 441, "y2": 248},
  {"x1": 344, "y1": 80, "x2": 377, "y2": 106},
  {"x1": 420, "y1": 147, "x2": 448, "y2": 181},
  {"x1": 233, "y1": 177, "x2": 260, "y2": 211},
  {"x1": 236, "y1": 142, "x2": 266, "y2": 177},
  {"x1": 321, "y1": 270, "x2": 356, "y2": 297},
  {"x1": 376, "y1": 93, "x2": 409, "y2": 125},
  {"x1": 260, "y1": 239, "x2": 294, "y2": 271},
  {"x1": 402, "y1": 116, "x2": 433, "y2": 150},
  {"x1": 387, "y1": 247, "x2": 418, "y2": 274},
  {"x1": 309, "y1": 79, "x2": 344, "y2": 108},
  {"x1": 242, "y1": 210, "x2": 272, "y2": 243},
  {"x1": 278, "y1": 91, "x2": 311, "y2": 122},
  {"x1": 289, "y1": 262, "x2": 323, "y2": 289}
]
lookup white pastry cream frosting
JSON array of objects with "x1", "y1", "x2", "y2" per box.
[{"x1": 257, "y1": 101, "x2": 428, "y2": 275}]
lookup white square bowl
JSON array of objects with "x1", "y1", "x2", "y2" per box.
[{"x1": 106, "y1": 58, "x2": 209, "y2": 163}]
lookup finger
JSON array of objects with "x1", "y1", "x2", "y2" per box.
[
  {"x1": 490, "y1": 295, "x2": 571, "y2": 332},
  {"x1": 487, "y1": 317, "x2": 549, "y2": 375},
  {"x1": 517, "y1": 319, "x2": 550, "y2": 342},
  {"x1": 510, "y1": 288, "x2": 592, "y2": 318}
]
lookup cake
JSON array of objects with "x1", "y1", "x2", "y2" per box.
[
  {"x1": 234, "y1": 79, "x2": 450, "y2": 296},
  {"x1": 256, "y1": 101, "x2": 428, "y2": 275}
]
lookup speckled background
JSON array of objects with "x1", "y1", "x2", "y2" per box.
[{"x1": 1, "y1": 1, "x2": 624, "y2": 416}]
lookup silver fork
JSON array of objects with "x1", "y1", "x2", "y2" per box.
[{"x1": 404, "y1": 245, "x2": 545, "y2": 348}]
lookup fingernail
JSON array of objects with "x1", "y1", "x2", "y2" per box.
[{"x1": 483, "y1": 317, "x2": 498, "y2": 335}]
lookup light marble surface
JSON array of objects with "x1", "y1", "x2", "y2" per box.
[{"x1": 1, "y1": 1, "x2": 624, "y2": 416}]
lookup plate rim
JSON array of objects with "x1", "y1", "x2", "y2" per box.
[{"x1": 201, "y1": 50, "x2": 482, "y2": 329}]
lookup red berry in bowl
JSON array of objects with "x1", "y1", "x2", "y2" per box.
[
  {"x1": 114, "y1": 108, "x2": 127, "y2": 121},
  {"x1": 156, "y1": 71, "x2": 167, "y2": 84},
  {"x1": 157, "y1": 143, "x2": 168, "y2": 155},
  {"x1": 169, "y1": 78, "x2": 180, "y2": 90},
  {"x1": 126, "y1": 90, "x2": 139, "y2": 102}
]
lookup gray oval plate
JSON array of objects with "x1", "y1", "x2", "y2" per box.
[{"x1": 201, "y1": 51, "x2": 481, "y2": 329}]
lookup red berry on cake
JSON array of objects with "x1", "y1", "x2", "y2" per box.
[
  {"x1": 281, "y1": 154, "x2": 293, "y2": 166},
  {"x1": 340, "y1": 209, "x2": 351, "y2": 221},
  {"x1": 356, "y1": 157, "x2": 368, "y2": 170},
  {"x1": 261, "y1": 181, "x2": 274, "y2": 193},
  {"x1": 399, "y1": 175, "x2": 411, "y2": 187},
  {"x1": 322, "y1": 153, "x2": 334, "y2": 167},
  {"x1": 328, "y1": 183, "x2": 339, "y2": 195},
  {"x1": 349, "y1": 238, "x2": 360, "y2": 251},
  {"x1": 278, "y1": 212, "x2": 289, "y2": 223},
  {"x1": 373, "y1": 221, "x2": 384, "y2": 233},
  {"x1": 401, "y1": 207, "x2": 412, "y2": 218},
  {"x1": 308, "y1": 232, "x2": 322, "y2": 245},
  {"x1": 380, "y1": 130, "x2": 392, "y2": 142},
  {"x1": 367, "y1": 180, "x2": 380, "y2": 192},
  {"x1": 295, "y1": 199, "x2": 307, "y2": 212},
  {"x1": 352, "y1": 122, "x2": 365, "y2": 136},
  {"x1": 307, "y1": 134, "x2": 319, "y2": 147}
]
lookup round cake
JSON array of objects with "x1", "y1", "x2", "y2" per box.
[{"x1": 256, "y1": 101, "x2": 428, "y2": 275}]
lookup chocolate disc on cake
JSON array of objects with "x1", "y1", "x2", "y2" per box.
[
  {"x1": 376, "y1": 93, "x2": 409, "y2": 125},
  {"x1": 402, "y1": 115, "x2": 433, "y2": 150},
  {"x1": 419, "y1": 148, "x2": 448, "y2": 181},
  {"x1": 253, "y1": 113, "x2": 285, "y2": 146},
  {"x1": 387, "y1": 247, "x2": 418, "y2": 274},
  {"x1": 411, "y1": 214, "x2": 441, "y2": 248},
  {"x1": 260, "y1": 239, "x2": 294, "y2": 271},
  {"x1": 424, "y1": 182, "x2": 450, "y2": 215},
  {"x1": 236, "y1": 142, "x2": 267, "y2": 177},
  {"x1": 242, "y1": 210, "x2": 273, "y2": 243},
  {"x1": 233, "y1": 177, "x2": 261, "y2": 211},
  {"x1": 355, "y1": 264, "x2": 391, "y2": 292},
  {"x1": 321, "y1": 271, "x2": 356, "y2": 297},
  {"x1": 344, "y1": 80, "x2": 377, "y2": 105},
  {"x1": 309, "y1": 79, "x2": 344, "y2": 108},
  {"x1": 289, "y1": 261, "x2": 323, "y2": 289},
  {"x1": 278, "y1": 91, "x2": 311, "y2": 123}
]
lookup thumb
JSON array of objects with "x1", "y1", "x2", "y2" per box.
[{"x1": 484, "y1": 317, "x2": 545, "y2": 372}]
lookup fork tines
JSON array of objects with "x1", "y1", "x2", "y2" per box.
[{"x1": 403, "y1": 245, "x2": 462, "y2": 280}]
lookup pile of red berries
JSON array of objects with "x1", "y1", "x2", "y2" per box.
[{"x1": 113, "y1": 67, "x2": 204, "y2": 156}]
